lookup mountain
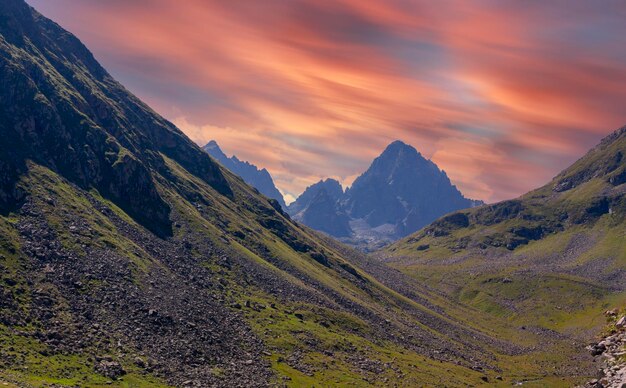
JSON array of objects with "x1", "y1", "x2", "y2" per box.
[
  {"x1": 299, "y1": 189, "x2": 352, "y2": 237},
  {"x1": 344, "y1": 141, "x2": 481, "y2": 235},
  {"x1": 0, "y1": 1, "x2": 563, "y2": 386},
  {"x1": 287, "y1": 141, "x2": 481, "y2": 250},
  {"x1": 288, "y1": 179, "x2": 351, "y2": 237},
  {"x1": 287, "y1": 178, "x2": 344, "y2": 215},
  {"x1": 203, "y1": 140, "x2": 286, "y2": 210},
  {"x1": 382, "y1": 126, "x2": 626, "y2": 382}
]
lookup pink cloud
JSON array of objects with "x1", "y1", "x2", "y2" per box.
[{"x1": 26, "y1": 0, "x2": 626, "y2": 202}]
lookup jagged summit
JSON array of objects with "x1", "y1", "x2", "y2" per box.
[
  {"x1": 299, "y1": 188, "x2": 352, "y2": 237},
  {"x1": 380, "y1": 140, "x2": 421, "y2": 156},
  {"x1": 344, "y1": 139, "x2": 475, "y2": 230},
  {"x1": 288, "y1": 141, "x2": 480, "y2": 249},
  {"x1": 288, "y1": 178, "x2": 344, "y2": 216},
  {"x1": 203, "y1": 140, "x2": 287, "y2": 209},
  {"x1": 204, "y1": 140, "x2": 225, "y2": 157},
  {"x1": 287, "y1": 178, "x2": 350, "y2": 237}
]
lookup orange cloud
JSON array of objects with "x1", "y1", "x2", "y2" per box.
[{"x1": 27, "y1": 0, "x2": 626, "y2": 202}]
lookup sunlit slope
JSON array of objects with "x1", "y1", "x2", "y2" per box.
[
  {"x1": 382, "y1": 126, "x2": 626, "y2": 384},
  {"x1": 386, "y1": 125, "x2": 626, "y2": 287}
]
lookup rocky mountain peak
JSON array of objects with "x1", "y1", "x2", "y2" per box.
[
  {"x1": 203, "y1": 140, "x2": 229, "y2": 163},
  {"x1": 370, "y1": 140, "x2": 433, "y2": 171},
  {"x1": 288, "y1": 141, "x2": 480, "y2": 249},
  {"x1": 315, "y1": 178, "x2": 344, "y2": 199},
  {"x1": 380, "y1": 140, "x2": 418, "y2": 157},
  {"x1": 288, "y1": 178, "x2": 344, "y2": 216},
  {"x1": 299, "y1": 187, "x2": 352, "y2": 237},
  {"x1": 203, "y1": 140, "x2": 286, "y2": 209}
]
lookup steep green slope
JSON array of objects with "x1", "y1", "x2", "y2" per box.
[
  {"x1": 383, "y1": 126, "x2": 626, "y2": 383},
  {"x1": 0, "y1": 1, "x2": 555, "y2": 386}
]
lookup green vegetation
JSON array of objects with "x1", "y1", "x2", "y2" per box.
[
  {"x1": 237, "y1": 292, "x2": 486, "y2": 387},
  {"x1": 0, "y1": 325, "x2": 171, "y2": 388},
  {"x1": 2, "y1": 152, "x2": 618, "y2": 386},
  {"x1": 384, "y1": 128, "x2": 626, "y2": 386}
]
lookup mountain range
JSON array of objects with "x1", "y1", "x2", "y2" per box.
[
  {"x1": 0, "y1": 1, "x2": 515, "y2": 386},
  {"x1": 0, "y1": 1, "x2": 624, "y2": 387},
  {"x1": 202, "y1": 138, "x2": 481, "y2": 251},
  {"x1": 288, "y1": 141, "x2": 482, "y2": 250},
  {"x1": 203, "y1": 140, "x2": 287, "y2": 210}
]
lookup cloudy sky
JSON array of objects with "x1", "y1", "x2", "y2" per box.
[{"x1": 27, "y1": 0, "x2": 626, "y2": 204}]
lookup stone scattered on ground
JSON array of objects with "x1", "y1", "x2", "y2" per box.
[{"x1": 584, "y1": 317, "x2": 626, "y2": 388}]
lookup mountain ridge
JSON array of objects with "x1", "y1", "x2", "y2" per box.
[
  {"x1": 288, "y1": 178, "x2": 344, "y2": 215},
  {"x1": 288, "y1": 140, "x2": 482, "y2": 250},
  {"x1": 203, "y1": 140, "x2": 287, "y2": 209}
]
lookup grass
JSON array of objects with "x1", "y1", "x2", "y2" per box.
[
  {"x1": 19, "y1": 163, "x2": 155, "y2": 274},
  {"x1": 0, "y1": 325, "x2": 171, "y2": 388},
  {"x1": 238, "y1": 291, "x2": 486, "y2": 387},
  {"x1": 68, "y1": 156, "x2": 500, "y2": 386},
  {"x1": 0, "y1": 164, "x2": 175, "y2": 387},
  {"x1": 136, "y1": 158, "x2": 533, "y2": 384},
  {"x1": 383, "y1": 179, "x2": 626, "y2": 385},
  {"x1": 0, "y1": 216, "x2": 30, "y2": 319}
]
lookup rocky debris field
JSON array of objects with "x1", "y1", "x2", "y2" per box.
[
  {"x1": 584, "y1": 311, "x2": 626, "y2": 388},
  {"x1": 2, "y1": 196, "x2": 272, "y2": 387},
  {"x1": 0, "y1": 173, "x2": 494, "y2": 386}
]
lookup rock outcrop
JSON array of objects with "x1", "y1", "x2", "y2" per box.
[{"x1": 584, "y1": 313, "x2": 626, "y2": 388}]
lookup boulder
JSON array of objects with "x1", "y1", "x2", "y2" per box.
[
  {"x1": 96, "y1": 360, "x2": 126, "y2": 379},
  {"x1": 590, "y1": 343, "x2": 606, "y2": 356}
]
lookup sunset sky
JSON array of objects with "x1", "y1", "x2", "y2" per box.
[{"x1": 27, "y1": 0, "x2": 626, "y2": 204}]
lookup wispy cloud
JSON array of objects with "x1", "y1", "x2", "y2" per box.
[{"x1": 27, "y1": 0, "x2": 626, "y2": 202}]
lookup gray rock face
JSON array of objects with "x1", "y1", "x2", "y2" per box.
[
  {"x1": 288, "y1": 179, "x2": 344, "y2": 216},
  {"x1": 299, "y1": 188, "x2": 352, "y2": 238},
  {"x1": 287, "y1": 141, "x2": 482, "y2": 248},
  {"x1": 343, "y1": 141, "x2": 481, "y2": 235},
  {"x1": 585, "y1": 318, "x2": 626, "y2": 388},
  {"x1": 204, "y1": 141, "x2": 286, "y2": 210},
  {"x1": 288, "y1": 179, "x2": 350, "y2": 237}
]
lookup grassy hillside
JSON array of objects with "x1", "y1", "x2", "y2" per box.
[
  {"x1": 0, "y1": 158, "x2": 487, "y2": 387},
  {"x1": 1, "y1": 160, "x2": 603, "y2": 387},
  {"x1": 383, "y1": 126, "x2": 626, "y2": 385}
]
